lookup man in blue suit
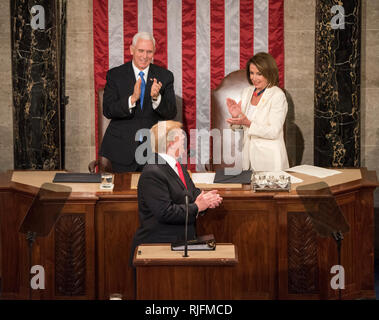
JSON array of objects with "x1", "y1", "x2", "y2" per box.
[{"x1": 100, "y1": 32, "x2": 177, "y2": 172}]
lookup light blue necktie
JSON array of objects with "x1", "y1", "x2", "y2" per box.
[{"x1": 139, "y1": 71, "x2": 145, "y2": 110}]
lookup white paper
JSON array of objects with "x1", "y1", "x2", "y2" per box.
[
  {"x1": 286, "y1": 165, "x2": 342, "y2": 178},
  {"x1": 257, "y1": 171, "x2": 303, "y2": 184},
  {"x1": 191, "y1": 172, "x2": 216, "y2": 184}
]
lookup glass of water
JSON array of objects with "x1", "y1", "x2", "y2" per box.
[
  {"x1": 101, "y1": 172, "x2": 113, "y2": 189},
  {"x1": 256, "y1": 175, "x2": 267, "y2": 188},
  {"x1": 267, "y1": 175, "x2": 276, "y2": 188},
  {"x1": 277, "y1": 175, "x2": 289, "y2": 188}
]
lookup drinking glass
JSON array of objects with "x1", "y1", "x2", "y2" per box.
[
  {"x1": 277, "y1": 175, "x2": 290, "y2": 188},
  {"x1": 267, "y1": 175, "x2": 276, "y2": 188},
  {"x1": 256, "y1": 175, "x2": 267, "y2": 188},
  {"x1": 101, "y1": 172, "x2": 113, "y2": 189}
]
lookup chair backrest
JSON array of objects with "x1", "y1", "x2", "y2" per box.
[
  {"x1": 210, "y1": 70, "x2": 249, "y2": 169},
  {"x1": 95, "y1": 88, "x2": 112, "y2": 172}
]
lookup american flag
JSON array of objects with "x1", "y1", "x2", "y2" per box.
[{"x1": 93, "y1": 0, "x2": 284, "y2": 170}]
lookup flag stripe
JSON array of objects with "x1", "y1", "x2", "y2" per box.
[
  {"x1": 239, "y1": 0, "x2": 254, "y2": 68},
  {"x1": 93, "y1": 0, "x2": 109, "y2": 159},
  {"x1": 181, "y1": 0, "x2": 196, "y2": 135},
  {"x1": 269, "y1": 0, "x2": 284, "y2": 87},
  {"x1": 210, "y1": 0, "x2": 225, "y2": 90},
  {"x1": 153, "y1": 0, "x2": 168, "y2": 68},
  {"x1": 182, "y1": 0, "x2": 197, "y2": 169},
  {"x1": 254, "y1": 0, "x2": 268, "y2": 54},
  {"x1": 138, "y1": 0, "x2": 153, "y2": 33},
  {"x1": 225, "y1": 0, "x2": 240, "y2": 76},
  {"x1": 124, "y1": 0, "x2": 138, "y2": 62},
  {"x1": 196, "y1": 0, "x2": 211, "y2": 170},
  {"x1": 167, "y1": 0, "x2": 183, "y2": 122},
  {"x1": 109, "y1": 0, "x2": 124, "y2": 69}
]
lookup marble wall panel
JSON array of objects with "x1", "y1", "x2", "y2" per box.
[
  {"x1": 11, "y1": 0, "x2": 62, "y2": 169},
  {"x1": 314, "y1": 0, "x2": 361, "y2": 167}
]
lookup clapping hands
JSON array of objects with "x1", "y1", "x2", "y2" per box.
[
  {"x1": 226, "y1": 98, "x2": 242, "y2": 118},
  {"x1": 225, "y1": 98, "x2": 251, "y2": 127},
  {"x1": 195, "y1": 190, "x2": 223, "y2": 212},
  {"x1": 131, "y1": 77, "x2": 162, "y2": 104},
  {"x1": 150, "y1": 78, "x2": 162, "y2": 100}
]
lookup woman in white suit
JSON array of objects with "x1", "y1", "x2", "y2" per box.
[{"x1": 226, "y1": 52, "x2": 289, "y2": 171}]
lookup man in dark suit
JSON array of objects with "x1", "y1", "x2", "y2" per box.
[
  {"x1": 130, "y1": 121, "x2": 222, "y2": 262},
  {"x1": 100, "y1": 32, "x2": 177, "y2": 172}
]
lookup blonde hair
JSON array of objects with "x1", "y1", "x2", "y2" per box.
[
  {"x1": 246, "y1": 52, "x2": 279, "y2": 87},
  {"x1": 150, "y1": 121, "x2": 183, "y2": 153}
]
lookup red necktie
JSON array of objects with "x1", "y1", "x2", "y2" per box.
[{"x1": 176, "y1": 161, "x2": 187, "y2": 189}]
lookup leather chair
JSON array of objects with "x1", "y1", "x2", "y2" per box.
[
  {"x1": 88, "y1": 88, "x2": 113, "y2": 173},
  {"x1": 209, "y1": 69, "x2": 249, "y2": 170}
]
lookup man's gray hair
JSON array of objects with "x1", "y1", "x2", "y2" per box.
[{"x1": 132, "y1": 32, "x2": 156, "y2": 49}]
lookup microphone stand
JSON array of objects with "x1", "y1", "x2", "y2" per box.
[
  {"x1": 183, "y1": 194, "x2": 189, "y2": 257},
  {"x1": 332, "y1": 231, "x2": 343, "y2": 300},
  {"x1": 26, "y1": 231, "x2": 37, "y2": 300}
]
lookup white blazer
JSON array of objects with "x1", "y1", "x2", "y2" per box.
[{"x1": 232, "y1": 85, "x2": 289, "y2": 171}]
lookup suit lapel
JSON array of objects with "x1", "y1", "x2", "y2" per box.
[
  {"x1": 242, "y1": 86, "x2": 255, "y2": 115},
  {"x1": 164, "y1": 164, "x2": 188, "y2": 190},
  {"x1": 157, "y1": 154, "x2": 188, "y2": 191},
  {"x1": 251, "y1": 86, "x2": 274, "y2": 122},
  {"x1": 125, "y1": 61, "x2": 136, "y2": 87}
]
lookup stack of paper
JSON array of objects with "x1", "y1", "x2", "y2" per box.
[
  {"x1": 286, "y1": 165, "x2": 342, "y2": 178},
  {"x1": 191, "y1": 172, "x2": 216, "y2": 184}
]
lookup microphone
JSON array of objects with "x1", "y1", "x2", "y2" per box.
[{"x1": 183, "y1": 193, "x2": 189, "y2": 257}]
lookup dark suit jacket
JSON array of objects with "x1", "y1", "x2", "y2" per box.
[
  {"x1": 99, "y1": 62, "x2": 177, "y2": 170},
  {"x1": 130, "y1": 154, "x2": 202, "y2": 263}
]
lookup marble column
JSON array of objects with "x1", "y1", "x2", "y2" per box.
[
  {"x1": 11, "y1": 0, "x2": 64, "y2": 169},
  {"x1": 314, "y1": 0, "x2": 361, "y2": 167}
]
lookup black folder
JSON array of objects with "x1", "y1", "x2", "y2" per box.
[
  {"x1": 171, "y1": 234, "x2": 216, "y2": 251},
  {"x1": 53, "y1": 173, "x2": 101, "y2": 183},
  {"x1": 213, "y1": 169, "x2": 252, "y2": 184}
]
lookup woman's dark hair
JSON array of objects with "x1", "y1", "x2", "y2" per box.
[{"x1": 246, "y1": 52, "x2": 279, "y2": 87}]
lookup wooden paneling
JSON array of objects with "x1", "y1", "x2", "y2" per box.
[
  {"x1": 0, "y1": 191, "x2": 33, "y2": 298},
  {"x1": 137, "y1": 266, "x2": 235, "y2": 300},
  {"x1": 95, "y1": 201, "x2": 139, "y2": 300},
  {"x1": 0, "y1": 170, "x2": 377, "y2": 300},
  {"x1": 55, "y1": 214, "x2": 86, "y2": 296},
  {"x1": 30, "y1": 203, "x2": 96, "y2": 300},
  {"x1": 197, "y1": 200, "x2": 277, "y2": 299},
  {"x1": 0, "y1": 190, "x2": 96, "y2": 299},
  {"x1": 287, "y1": 213, "x2": 319, "y2": 294}
]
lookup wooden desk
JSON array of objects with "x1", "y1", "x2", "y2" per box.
[
  {"x1": 133, "y1": 244, "x2": 238, "y2": 300},
  {"x1": 0, "y1": 168, "x2": 377, "y2": 300}
]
